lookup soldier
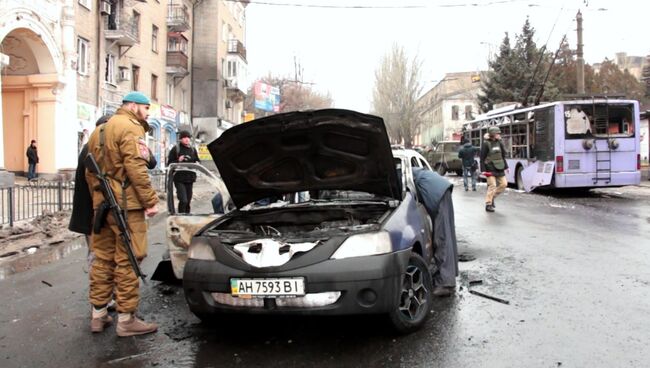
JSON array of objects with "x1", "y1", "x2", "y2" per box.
[
  {"x1": 85, "y1": 91, "x2": 159, "y2": 337},
  {"x1": 480, "y1": 126, "x2": 508, "y2": 212}
]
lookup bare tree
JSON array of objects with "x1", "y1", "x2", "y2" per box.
[{"x1": 371, "y1": 45, "x2": 425, "y2": 148}]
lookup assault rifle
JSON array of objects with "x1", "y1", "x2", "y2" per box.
[{"x1": 85, "y1": 153, "x2": 147, "y2": 284}]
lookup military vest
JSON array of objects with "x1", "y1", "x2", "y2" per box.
[{"x1": 486, "y1": 140, "x2": 506, "y2": 170}]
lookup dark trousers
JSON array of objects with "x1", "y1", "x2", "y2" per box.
[{"x1": 174, "y1": 181, "x2": 194, "y2": 213}]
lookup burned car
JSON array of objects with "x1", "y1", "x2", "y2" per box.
[{"x1": 169, "y1": 109, "x2": 436, "y2": 333}]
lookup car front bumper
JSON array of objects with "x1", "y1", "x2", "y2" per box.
[{"x1": 183, "y1": 249, "x2": 411, "y2": 316}]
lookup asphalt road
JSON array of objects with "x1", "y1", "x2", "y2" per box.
[{"x1": 1, "y1": 180, "x2": 649, "y2": 368}]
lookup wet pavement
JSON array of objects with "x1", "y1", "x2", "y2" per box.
[{"x1": 1, "y1": 180, "x2": 649, "y2": 367}]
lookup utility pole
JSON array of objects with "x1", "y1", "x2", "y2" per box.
[{"x1": 576, "y1": 10, "x2": 585, "y2": 94}]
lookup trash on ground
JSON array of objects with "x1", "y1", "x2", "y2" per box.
[{"x1": 469, "y1": 289, "x2": 510, "y2": 305}]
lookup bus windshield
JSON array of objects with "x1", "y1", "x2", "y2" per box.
[{"x1": 564, "y1": 103, "x2": 635, "y2": 139}]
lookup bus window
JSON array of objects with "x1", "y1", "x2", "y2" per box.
[{"x1": 564, "y1": 103, "x2": 635, "y2": 139}]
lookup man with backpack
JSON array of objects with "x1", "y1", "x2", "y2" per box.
[{"x1": 167, "y1": 130, "x2": 200, "y2": 213}]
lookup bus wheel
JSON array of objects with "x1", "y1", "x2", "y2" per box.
[{"x1": 516, "y1": 166, "x2": 525, "y2": 191}]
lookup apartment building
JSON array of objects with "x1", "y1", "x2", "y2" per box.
[
  {"x1": 73, "y1": 0, "x2": 195, "y2": 166},
  {"x1": 417, "y1": 72, "x2": 484, "y2": 145},
  {"x1": 1, "y1": 0, "x2": 78, "y2": 176},
  {"x1": 192, "y1": 0, "x2": 248, "y2": 147}
]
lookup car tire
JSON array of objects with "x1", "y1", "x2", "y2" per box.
[
  {"x1": 455, "y1": 170, "x2": 463, "y2": 176},
  {"x1": 388, "y1": 253, "x2": 432, "y2": 334},
  {"x1": 516, "y1": 165, "x2": 525, "y2": 191},
  {"x1": 434, "y1": 164, "x2": 446, "y2": 176}
]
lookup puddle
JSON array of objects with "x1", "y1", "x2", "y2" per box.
[{"x1": 0, "y1": 237, "x2": 85, "y2": 281}]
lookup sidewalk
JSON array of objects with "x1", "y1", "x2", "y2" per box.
[{"x1": 0, "y1": 197, "x2": 169, "y2": 279}]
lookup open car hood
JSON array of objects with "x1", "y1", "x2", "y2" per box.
[{"x1": 208, "y1": 109, "x2": 401, "y2": 208}]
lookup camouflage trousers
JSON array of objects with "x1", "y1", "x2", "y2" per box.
[{"x1": 89, "y1": 210, "x2": 148, "y2": 313}]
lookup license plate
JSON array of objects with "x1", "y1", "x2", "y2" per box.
[{"x1": 230, "y1": 277, "x2": 306, "y2": 298}]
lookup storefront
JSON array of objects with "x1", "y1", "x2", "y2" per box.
[{"x1": 147, "y1": 103, "x2": 179, "y2": 169}]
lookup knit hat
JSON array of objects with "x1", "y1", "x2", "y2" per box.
[
  {"x1": 95, "y1": 114, "x2": 111, "y2": 126},
  {"x1": 179, "y1": 130, "x2": 191, "y2": 139},
  {"x1": 122, "y1": 91, "x2": 151, "y2": 105}
]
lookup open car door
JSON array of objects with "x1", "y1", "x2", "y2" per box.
[{"x1": 152, "y1": 163, "x2": 233, "y2": 281}]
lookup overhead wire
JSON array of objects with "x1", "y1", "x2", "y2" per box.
[{"x1": 223, "y1": 0, "x2": 532, "y2": 9}]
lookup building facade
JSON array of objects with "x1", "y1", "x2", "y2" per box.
[
  {"x1": 417, "y1": 72, "x2": 483, "y2": 145},
  {"x1": 72, "y1": 0, "x2": 195, "y2": 168},
  {"x1": 1, "y1": 0, "x2": 78, "y2": 176},
  {"x1": 192, "y1": 0, "x2": 248, "y2": 147}
]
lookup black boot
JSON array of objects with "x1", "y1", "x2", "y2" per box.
[{"x1": 485, "y1": 204, "x2": 495, "y2": 212}]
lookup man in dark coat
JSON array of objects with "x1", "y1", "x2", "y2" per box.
[
  {"x1": 167, "y1": 130, "x2": 200, "y2": 213},
  {"x1": 458, "y1": 141, "x2": 478, "y2": 191},
  {"x1": 26, "y1": 140, "x2": 39, "y2": 180},
  {"x1": 412, "y1": 167, "x2": 459, "y2": 297}
]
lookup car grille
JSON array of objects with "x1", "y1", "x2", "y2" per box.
[{"x1": 211, "y1": 291, "x2": 341, "y2": 308}]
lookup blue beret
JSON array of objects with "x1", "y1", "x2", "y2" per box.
[{"x1": 122, "y1": 91, "x2": 151, "y2": 105}]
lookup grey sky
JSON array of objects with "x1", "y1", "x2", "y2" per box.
[{"x1": 245, "y1": 0, "x2": 648, "y2": 112}]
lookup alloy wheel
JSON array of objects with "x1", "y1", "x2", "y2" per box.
[{"x1": 398, "y1": 264, "x2": 428, "y2": 320}]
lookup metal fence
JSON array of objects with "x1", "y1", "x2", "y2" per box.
[
  {"x1": 0, "y1": 171, "x2": 168, "y2": 227},
  {"x1": 0, "y1": 180, "x2": 75, "y2": 227}
]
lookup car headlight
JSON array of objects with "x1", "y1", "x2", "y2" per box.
[
  {"x1": 188, "y1": 242, "x2": 216, "y2": 261},
  {"x1": 330, "y1": 231, "x2": 392, "y2": 260}
]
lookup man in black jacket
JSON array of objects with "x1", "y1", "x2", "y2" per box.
[
  {"x1": 458, "y1": 141, "x2": 478, "y2": 191},
  {"x1": 480, "y1": 126, "x2": 508, "y2": 212},
  {"x1": 167, "y1": 130, "x2": 200, "y2": 213},
  {"x1": 26, "y1": 140, "x2": 39, "y2": 180}
]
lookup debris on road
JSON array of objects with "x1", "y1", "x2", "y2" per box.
[
  {"x1": 469, "y1": 289, "x2": 510, "y2": 305},
  {"x1": 41, "y1": 280, "x2": 53, "y2": 287},
  {"x1": 458, "y1": 253, "x2": 476, "y2": 262},
  {"x1": 469, "y1": 279, "x2": 483, "y2": 286}
]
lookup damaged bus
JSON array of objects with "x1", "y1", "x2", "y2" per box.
[{"x1": 462, "y1": 98, "x2": 641, "y2": 192}]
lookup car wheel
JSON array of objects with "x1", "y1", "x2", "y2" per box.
[
  {"x1": 434, "y1": 164, "x2": 446, "y2": 176},
  {"x1": 388, "y1": 253, "x2": 432, "y2": 334},
  {"x1": 516, "y1": 166, "x2": 525, "y2": 191},
  {"x1": 455, "y1": 170, "x2": 463, "y2": 176}
]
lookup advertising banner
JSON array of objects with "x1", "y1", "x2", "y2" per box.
[
  {"x1": 198, "y1": 144, "x2": 212, "y2": 161},
  {"x1": 254, "y1": 82, "x2": 280, "y2": 112}
]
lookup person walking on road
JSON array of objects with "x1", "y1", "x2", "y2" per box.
[
  {"x1": 85, "y1": 91, "x2": 159, "y2": 337},
  {"x1": 26, "y1": 140, "x2": 39, "y2": 180},
  {"x1": 458, "y1": 140, "x2": 478, "y2": 191},
  {"x1": 412, "y1": 167, "x2": 459, "y2": 297},
  {"x1": 167, "y1": 130, "x2": 200, "y2": 213},
  {"x1": 480, "y1": 126, "x2": 508, "y2": 212}
]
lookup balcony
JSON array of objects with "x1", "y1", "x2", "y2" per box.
[
  {"x1": 227, "y1": 39, "x2": 247, "y2": 62},
  {"x1": 167, "y1": 51, "x2": 189, "y2": 78},
  {"x1": 167, "y1": 5, "x2": 190, "y2": 32},
  {"x1": 104, "y1": 15, "x2": 139, "y2": 47}
]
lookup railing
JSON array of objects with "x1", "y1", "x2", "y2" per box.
[
  {"x1": 0, "y1": 171, "x2": 167, "y2": 227},
  {"x1": 0, "y1": 180, "x2": 74, "y2": 227},
  {"x1": 105, "y1": 15, "x2": 140, "y2": 44},
  {"x1": 227, "y1": 39, "x2": 247, "y2": 61},
  {"x1": 167, "y1": 5, "x2": 190, "y2": 30}
]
